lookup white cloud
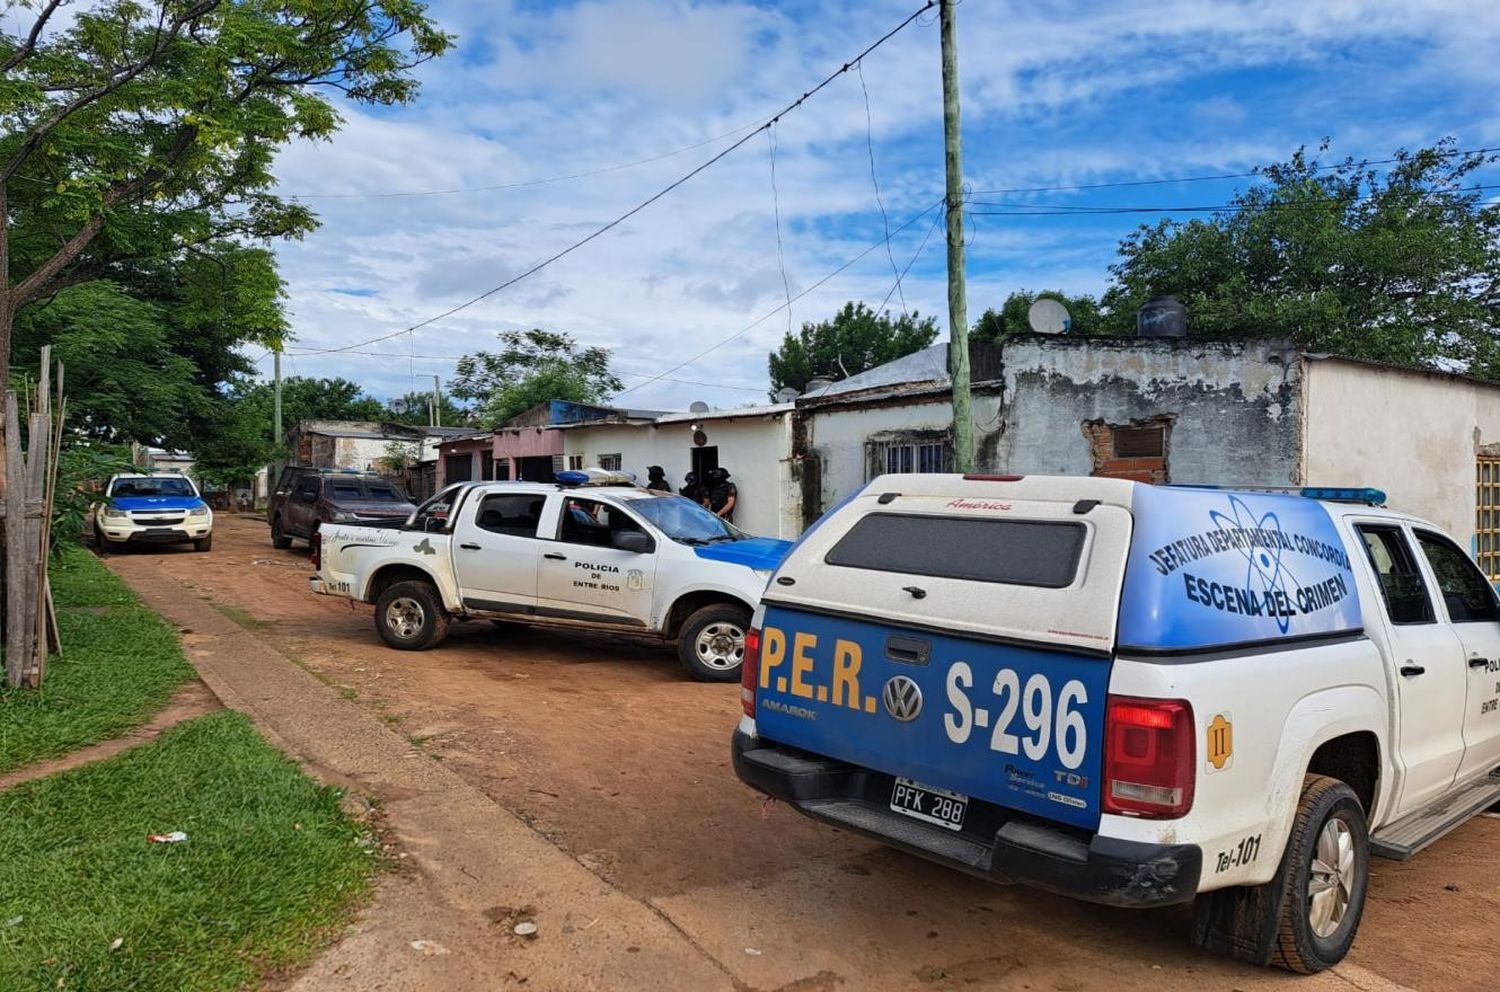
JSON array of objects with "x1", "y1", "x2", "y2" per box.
[{"x1": 261, "y1": 0, "x2": 1500, "y2": 410}]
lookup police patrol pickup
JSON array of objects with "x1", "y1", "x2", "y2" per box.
[
  {"x1": 733, "y1": 474, "x2": 1500, "y2": 972},
  {"x1": 311, "y1": 471, "x2": 791, "y2": 681},
  {"x1": 92, "y1": 472, "x2": 213, "y2": 552}
]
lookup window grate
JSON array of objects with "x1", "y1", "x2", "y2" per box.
[
  {"x1": 1114, "y1": 426, "x2": 1166, "y2": 459},
  {"x1": 866, "y1": 435, "x2": 952, "y2": 481},
  {"x1": 598, "y1": 453, "x2": 622, "y2": 471},
  {"x1": 1477, "y1": 457, "x2": 1500, "y2": 581}
]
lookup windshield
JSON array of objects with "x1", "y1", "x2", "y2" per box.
[
  {"x1": 110, "y1": 476, "x2": 195, "y2": 499},
  {"x1": 627, "y1": 494, "x2": 746, "y2": 545},
  {"x1": 326, "y1": 480, "x2": 409, "y2": 502}
]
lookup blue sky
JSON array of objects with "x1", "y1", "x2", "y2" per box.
[{"x1": 261, "y1": 0, "x2": 1500, "y2": 410}]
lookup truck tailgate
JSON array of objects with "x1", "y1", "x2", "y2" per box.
[{"x1": 754, "y1": 605, "x2": 1111, "y2": 830}]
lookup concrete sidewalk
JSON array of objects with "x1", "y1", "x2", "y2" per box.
[{"x1": 107, "y1": 558, "x2": 734, "y2": 992}]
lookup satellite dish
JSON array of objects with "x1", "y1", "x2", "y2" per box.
[
  {"x1": 774, "y1": 387, "x2": 801, "y2": 403},
  {"x1": 689, "y1": 400, "x2": 710, "y2": 413},
  {"x1": 1027, "y1": 298, "x2": 1073, "y2": 335}
]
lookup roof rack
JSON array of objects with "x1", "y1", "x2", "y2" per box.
[{"x1": 1168, "y1": 484, "x2": 1387, "y2": 506}]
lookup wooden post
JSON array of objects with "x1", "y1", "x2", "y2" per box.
[{"x1": 4, "y1": 391, "x2": 32, "y2": 688}]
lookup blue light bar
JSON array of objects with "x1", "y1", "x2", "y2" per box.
[
  {"x1": 1166, "y1": 483, "x2": 1387, "y2": 505},
  {"x1": 555, "y1": 470, "x2": 591, "y2": 485},
  {"x1": 1300, "y1": 486, "x2": 1387, "y2": 505}
]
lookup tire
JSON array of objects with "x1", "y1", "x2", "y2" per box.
[
  {"x1": 94, "y1": 524, "x2": 111, "y2": 555},
  {"x1": 374, "y1": 580, "x2": 450, "y2": 651},
  {"x1": 194, "y1": 535, "x2": 213, "y2": 553},
  {"x1": 676, "y1": 603, "x2": 751, "y2": 682},
  {"x1": 271, "y1": 516, "x2": 292, "y2": 549},
  {"x1": 1191, "y1": 774, "x2": 1369, "y2": 973}
]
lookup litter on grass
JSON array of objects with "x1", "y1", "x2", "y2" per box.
[{"x1": 147, "y1": 831, "x2": 188, "y2": 843}]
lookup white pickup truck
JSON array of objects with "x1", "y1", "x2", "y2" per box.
[
  {"x1": 733, "y1": 474, "x2": 1500, "y2": 972},
  {"x1": 311, "y1": 474, "x2": 791, "y2": 681}
]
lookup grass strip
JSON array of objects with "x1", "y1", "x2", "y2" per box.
[
  {"x1": 1, "y1": 546, "x2": 194, "y2": 773},
  {"x1": 0, "y1": 711, "x2": 375, "y2": 991}
]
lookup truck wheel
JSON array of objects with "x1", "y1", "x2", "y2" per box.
[
  {"x1": 271, "y1": 516, "x2": 292, "y2": 550},
  {"x1": 677, "y1": 604, "x2": 750, "y2": 682},
  {"x1": 1271, "y1": 775, "x2": 1370, "y2": 973},
  {"x1": 375, "y1": 580, "x2": 449, "y2": 651},
  {"x1": 1191, "y1": 774, "x2": 1369, "y2": 973},
  {"x1": 194, "y1": 535, "x2": 213, "y2": 553},
  {"x1": 94, "y1": 524, "x2": 111, "y2": 555}
]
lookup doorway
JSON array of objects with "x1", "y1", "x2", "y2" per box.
[{"x1": 691, "y1": 445, "x2": 719, "y2": 481}]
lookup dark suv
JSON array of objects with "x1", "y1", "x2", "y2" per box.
[{"x1": 268, "y1": 467, "x2": 416, "y2": 549}]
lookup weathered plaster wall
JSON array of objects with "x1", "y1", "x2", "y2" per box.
[
  {"x1": 1302, "y1": 358, "x2": 1500, "y2": 544},
  {"x1": 1000, "y1": 337, "x2": 1303, "y2": 486}
]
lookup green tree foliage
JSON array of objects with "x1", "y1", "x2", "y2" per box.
[
  {"x1": 384, "y1": 390, "x2": 470, "y2": 427},
  {"x1": 451, "y1": 330, "x2": 623, "y2": 427},
  {"x1": 1097, "y1": 142, "x2": 1500, "y2": 373},
  {"x1": 767, "y1": 302, "x2": 939, "y2": 396},
  {"x1": 0, "y1": 0, "x2": 452, "y2": 375},
  {"x1": 190, "y1": 376, "x2": 388, "y2": 484},
  {"x1": 971, "y1": 290, "x2": 1103, "y2": 342}
]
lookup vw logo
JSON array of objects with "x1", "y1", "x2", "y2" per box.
[{"x1": 882, "y1": 675, "x2": 923, "y2": 722}]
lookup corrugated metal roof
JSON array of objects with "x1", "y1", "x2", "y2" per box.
[{"x1": 798, "y1": 344, "x2": 950, "y2": 399}]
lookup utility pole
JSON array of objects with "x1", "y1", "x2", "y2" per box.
[
  {"x1": 271, "y1": 348, "x2": 283, "y2": 501},
  {"x1": 431, "y1": 375, "x2": 442, "y2": 428},
  {"x1": 940, "y1": 0, "x2": 972, "y2": 473}
]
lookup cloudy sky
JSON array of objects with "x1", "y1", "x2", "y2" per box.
[{"x1": 261, "y1": 0, "x2": 1500, "y2": 411}]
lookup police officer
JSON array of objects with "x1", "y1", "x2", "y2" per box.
[
  {"x1": 645, "y1": 465, "x2": 672, "y2": 493},
  {"x1": 708, "y1": 467, "x2": 737, "y2": 522},
  {"x1": 682, "y1": 471, "x2": 708, "y2": 508}
]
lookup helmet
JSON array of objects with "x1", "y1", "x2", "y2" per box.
[
  {"x1": 684, "y1": 472, "x2": 697, "y2": 484},
  {"x1": 712, "y1": 467, "x2": 731, "y2": 482},
  {"x1": 647, "y1": 465, "x2": 665, "y2": 478}
]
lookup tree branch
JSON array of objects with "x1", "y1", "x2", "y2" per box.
[
  {"x1": 0, "y1": 0, "x2": 65, "y2": 74},
  {"x1": 1, "y1": 0, "x2": 222, "y2": 183}
]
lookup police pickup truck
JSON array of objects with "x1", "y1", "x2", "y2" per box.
[
  {"x1": 311, "y1": 471, "x2": 791, "y2": 681},
  {"x1": 93, "y1": 472, "x2": 213, "y2": 552},
  {"x1": 733, "y1": 474, "x2": 1500, "y2": 972}
]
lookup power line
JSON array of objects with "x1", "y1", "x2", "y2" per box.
[
  {"x1": 966, "y1": 146, "x2": 1500, "y2": 196},
  {"x1": 281, "y1": 120, "x2": 768, "y2": 200},
  {"x1": 858, "y1": 57, "x2": 905, "y2": 315},
  {"x1": 613, "y1": 197, "x2": 944, "y2": 399},
  {"x1": 291, "y1": 0, "x2": 939, "y2": 358},
  {"x1": 965, "y1": 182, "x2": 1500, "y2": 217}
]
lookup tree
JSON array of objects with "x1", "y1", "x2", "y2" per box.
[
  {"x1": 385, "y1": 390, "x2": 470, "y2": 427},
  {"x1": 190, "y1": 375, "x2": 389, "y2": 482},
  {"x1": 767, "y1": 302, "x2": 939, "y2": 396},
  {"x1": 0, "y1": 0, "x2": 452, "y2": 379},
  {"x1": 1098, "y1": 141, "x2": 1500, "y2": 374},
  {"x1": 972, "y1": 290, "x2": 1103, "y2": 342},
  {"x1": 451, "y1": 329, "x2": 623, "y2": 427}
]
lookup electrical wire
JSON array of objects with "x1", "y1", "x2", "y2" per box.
[
  {"x1": 281, "y1": 119, "x2": 768, "y2": 200},
  {"x1": 611, "y1": 197, "x2": 944, "y2": 399},
  {"x1": 859, "y1": 58, "x2": 905, "y2": 315},
  {"x1": 290, "y1": 0, "x2": 940, "y2": 358},
  {"x1": 966, "y1": 146, "x2": 1500, "y2": 196},
  {"x1": 768, "y1": 124, "x2": 794, "y2": 337},
  {"x1": 876, "y1": 207, "x2": 943, "y2": 315}
]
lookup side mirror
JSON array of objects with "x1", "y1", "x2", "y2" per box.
[
  {"x1": 612, "y1": 530, "x2": 652, "y2": 554},
  {"x1": 297, "y1": 490, "x2": 317, "y2": 503}
]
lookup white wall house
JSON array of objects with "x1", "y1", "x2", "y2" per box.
[{"x1": 559, "y1": 405, "x2": 798, "y2": 538}]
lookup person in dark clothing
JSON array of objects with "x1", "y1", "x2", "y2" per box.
[
  {"x1": 682, "y1": 471, "x2": 709, "y2": 508},
  {"x1": 645, "y1": 465, "x2": 672, "y2": 493},
  {"x1": 708, "y1": 467, "x2": 737, "y2": 522}
]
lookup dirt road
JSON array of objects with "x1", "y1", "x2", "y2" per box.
[{"x1": 112, "y1": 515, "x2": 1498, "y2": 990}]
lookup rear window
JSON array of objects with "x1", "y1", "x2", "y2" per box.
[
  {"x1": 825, "y1": 513, "x2": 1086, "y2": 588},
  {"x1": 325, "y1": 480, "x2": 408, "y2": 501}
]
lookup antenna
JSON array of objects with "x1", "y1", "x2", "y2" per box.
[{"x1": 1027, "y1": 298, "x2": 1073, "y2": 335}]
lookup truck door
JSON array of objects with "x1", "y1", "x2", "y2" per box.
[
  {"x1": 1355, "y1": 524, "x2": 1467, "y2": 814},
  {"x1": 287, "y1": 474, "x2": 321, "y2": 536},
  {"x1": 450, "y1": 491, "x2": 545, "y2": 615},
  {"x1": 1412, "y1": 529, "x2": 1500, "y2": 783},
  {"x1": 535, "y1": 496, "x2": 656, "y2": 627}
]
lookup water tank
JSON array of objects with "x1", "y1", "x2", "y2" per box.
[{"x1": 1137, "y1": 295, "x2": 1187, "y2": 339}]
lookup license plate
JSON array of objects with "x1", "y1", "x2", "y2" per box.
[{"x1": 889, "y1": 777, "x2": 968, "y2": 831}]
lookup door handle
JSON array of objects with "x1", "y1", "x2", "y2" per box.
[
  {"x1": 1470, "y1": 656, "x2": 1492, "y2": 669},
  {"x1": 544, "y1": 553, "x2": 567, "y2": 561},
  {"x1": 1400, "y1": 663, "x2": 1426, "y2": 677},
  {"x1": 459, "y1": 543, "x2": 482, "y2": 551}
]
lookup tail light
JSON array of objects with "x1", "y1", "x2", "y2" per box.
[
  {"x1": 1103, "y1": 696, "x2": 1195, "y2": 818},
  {"x1": 311, "y1": 531, "x2": 322, "y2": 571},
  {"x1": 740, "y1": 626, "x2": 761, "y2": 718}
]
